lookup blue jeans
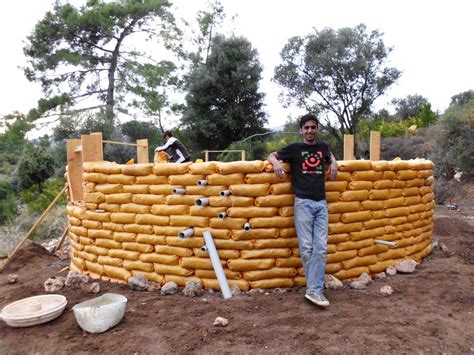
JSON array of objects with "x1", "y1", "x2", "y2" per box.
[{"x1": 294, "y1": 197, "x2": 328, "y2": 295}]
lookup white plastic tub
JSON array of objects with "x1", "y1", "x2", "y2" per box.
[
  {"x1": 0, "y1": 294, "x2": 67, "y2": 327},
  {"x1": 72, "y1": 293, "x2": 127, "y2": 333}
]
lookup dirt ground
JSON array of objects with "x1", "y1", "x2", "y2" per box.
[{"x1": 0, "y1": 211, "x2": 473, "y2": 354}]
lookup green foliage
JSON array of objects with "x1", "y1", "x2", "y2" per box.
[
  {"x1": 24, "y1": 0, "x2": 181, "y2": 123},
  {"x1": 0, "y1": 181, "x2": 17, "y2": 224},
  {"x1": 432, "y1": 93, "x2": 474, "y2": 177},
  {"x1": 0, "y1": 114, "x2": 32, "y2": 171},
  {"x1": 121, "y1": 120, "x2": 162, "y2": 158},
  {"x1": 274, "y1": 24, "x2": 401, "y2": 145},
  {"x1": 182, "y1": 35, "x2": 267, "y2": 151},
  {"x1": 16, "y1": 145, "x2": 56, "y2": 192},
  {"x1": 20, "y1": 179, "x2": 67, "y2": 213},
  {"x1": 391, "y1": 94, "x2": 429, "y2": 120}
]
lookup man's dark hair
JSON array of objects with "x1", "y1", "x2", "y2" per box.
[
  {"x1": 299, "y1": 114, "x2": 320, "y2": 128},
  {"x1": 163, "y1": 131, "x2": 172, "y2": 139}
]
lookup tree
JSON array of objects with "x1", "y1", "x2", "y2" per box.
[
  {"x1": 181, "y1": 35, "x2": 267, "y2": 151},
  {"x1": 274, "y1": 24, "x2": 401, "y2": 146},
  {"x1": 23, "y1": 0, "x2": 180, "y2": 124},
  {"x1": 16, "y1": 145, "x2": 55, "y2": 192},
  {"x1": 392, "y1": 94, "x2": 429, "y2": 120}
]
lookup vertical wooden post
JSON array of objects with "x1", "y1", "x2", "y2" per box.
[
  {"x1": 82, "y1": 134, "x2": 103, "y2": 162},
  {"x1": 241, "y1": 150, "x2": 246, "y2": 161},
  {"x1": 204, "y1": 150, "x2": 209, "y2": 162},
  {"x1": 136, "y1": 139, "x2": 149, "y2": 163},
  {"x1": 91, "y1": 132, "x2": 103, "y2": 160},
  {"x1": 344, "y1": 134, "x2": 355, "y2": 160},
  {"x1": 67, "y1": 139, "x2": 83, "y2": 201},
  {"x1": 370, "y1": 131, "x2": 381, "y2": 161}
]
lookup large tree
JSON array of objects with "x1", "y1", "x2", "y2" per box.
[
  {"x1": 274, "y1": 24, "x2": 401, "y2": 145},
  {"x1": 23, "y1": 0, "x2": 180, "y2": 124},
  {"x1": 181, "y1": 35, "x2": 267, "y2": 151},
  {"x1": 392, "y1": 94, "x2": 430, "y2": 120}
]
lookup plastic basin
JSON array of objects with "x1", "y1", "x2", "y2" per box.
[
  {"x1": 72, "y1": 293, "x2": 127, "y2": 333},
  {"x1": 0, "y1": 294, "x2": 67, "y2": 327}
]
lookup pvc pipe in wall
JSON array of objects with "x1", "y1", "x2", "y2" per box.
[
  {"x1": 218, "y1": 211, "x2": 227, "y2": 219},
  {"x1": 179, "y1": 228, "x2": 194, "y2": 239},
  {"x1": 197, "y1": 180, "x2": 208, "y2": 186},
  {"x1": 220, "y1": 190, "x2": 231, "y2": 197},
  {"x1": 203, "y1": 231, "x2": 232, "y2": 300},
  {"x1": 243, "y1": 222, "x2": 251, "y2": 231},
  {"x1": 374, "y1": 239, "x2": 397, "y2": 248},
  {"x1": 195, "y1": 198, "x2": 209, "y2": 206},
  {"x1": 173, "y1": 188, "x2": 186, "y2": 194}
]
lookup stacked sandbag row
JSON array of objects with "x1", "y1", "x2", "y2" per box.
[{"x1": 66, "y1": 158, "x2": 434, "y2": 289}]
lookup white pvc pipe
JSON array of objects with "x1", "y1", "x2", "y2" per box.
[
  {"x1": 179, "y1": 228, "x2": 194, "y2": 239},
  {"x1": 374, "y1": 239, "x2": 397, "y2": 248},
  {"x1": 197, "y1": 180, "x2": 208, "y2": 186},
  {"x1": 243, "y1": 222, "x2": 251, "y2": 231},
  {"x1": 173, "y1": 188, "x2": 186, "y2": 194},
  {"x1": 203, "y1": 231, "x2": 232, "y2": 300},
  {"x1": 218, "y1": 212, "x2": 227, "y2": 219},
  {"x1": 195, "y1": 198, "x2": 209, "y2": 206},
  {"x1": 220, "y1": 190, "x2": 231, "y2": 197}
]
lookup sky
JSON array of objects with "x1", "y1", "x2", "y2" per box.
[{"x1": 0, "y1": 0, "x2": 473, "y2": 137}]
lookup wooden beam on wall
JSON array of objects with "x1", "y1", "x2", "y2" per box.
[
  {"x1": 67, "y1": 139, "x2": 83, "y2": 201},
  {"x1": 370, "y1": 131, "x2": 381, "y2": 161},
  {"x1": 136, "y1": 139, "x2": 149, "y2": 163},
  {"x1": 344, "y1": 134, "x2": 355, "y2": 160},
  {"x1": 82, "y1": 134, "x2": 103, "y2": 162}
]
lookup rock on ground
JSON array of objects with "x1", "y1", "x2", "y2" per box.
[
  {"x1": 7, "y1": 274, "x2": 18, "y2": 284},
  {"x1": 81, "y1": 282, "x2": 100, "y2": 294},
  {"x1": 325, "y1": 275, "x2": 343, "y2": 290},
  {"x1": 231, "y1": 285, "x2": 242, "y2": 296},
  {"x1": 128, "y1": 273, "x2": 149, "y2": 291},
  {"x1": 386, "y1": 266, "x2": 397, "y2": 276},
  {"x1": 349, "y1": 281, "x2": 367, "y2": 290},
  {"x1": 183, "y1": 281, "x2": 203, "y2": 297},
  {"x1": 161, "y1": 281, "x2": 178, "y2": 295},
  {"x1": 395, "y1": 259, "x2": 417, "y2": 273},
  {"x1": 380, "y1": 285, "x2": 393, "y2": 296},
  {"x1": 44, "y1": 276, "x2": 66, "y2": 292},
  {"x1": 65, "y1": 271, "x2": 89, "y2": 289},
  {"x1": 213, "y1": 317, "x2": 229, "y2": 327}
]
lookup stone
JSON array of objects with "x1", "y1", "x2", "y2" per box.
[
  {"x1": 386, "y1": 266, "x2": 397, "y2": 276},
  {"x1": 439, "y1": 242, "x2": 449, "y2": 252},
  {"x1": 373, "y1": 272, "x2": 386, "y2": 279},
  {"x1": 395, "y1": 259, "x2": 417, "y2": 274},
  {"x1": 44, "y1": 277, "x2": 65, "y2": 292},
  {"x1": 349, "y1": 281, "x2": 367, "y2": 290},
  {"x1": 183, "y1": 281, "x2": 203, "y2": 297},
  {"x1": 7, "y1": 274, "x2": 18, "y2": 284},
  {"x1": 380, "y1": 285, "x2": 393, "y2": 296},
  {"x1": 161, "y1": 281, "x2": 178, "y2": 295},
  {"x1": 146, "y1": 281, "x2": 161, "y2": 292},
  {"x1": 213, "y1": 316, "x2": 228, "y2": 327},
  {"x1": 247, "y1": 288, "x2": 264, "y2": 295},
  {"x1": 355, "y1": 272, "x2": 372, "y2": 286},
  {"x1": 231, "y1": 285, "x2": 242, "y2": 296},
  {"x1": 324, "y1": 275, "x2": 343, "y2": 290},
  {"x1": 81, "y1": 282, "x2": 100, "y2": 294},
  {"x1": 65, "y1": 271, "x2": 89, "y2": 289},
  {"x1": 128, "y1": 273, "x2": 148, "y2": 291}
]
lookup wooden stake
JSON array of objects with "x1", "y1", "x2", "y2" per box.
[
  {"x1": 0, "y1": 185, "x2": 68, "y2": 272},
  {"x1": 53, "y1": 226, "x2": 70, "y2": 253},
  {"x1": 370, "y1": 131, "x2": 381, "y2": 161},
  {"x1": 344, "y1": 134, "x2": 355, "y2": 160}
]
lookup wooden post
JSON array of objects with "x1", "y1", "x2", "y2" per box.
[
  {"x1": 136, "y1": 139, "x2": 149, "y2": 163},
  {"x1": 344, "y1": 134, "x2": 355, "y2": 160},
  {"x1": 53, "y1": 226, "x2": 70, "y2": 253},
  {"x1": 241, "y1": 150, "x2": 246, "y2": 161},
  {"x1": 0, "y1": 185, "x2": 68, "y2": 272},
  {"x1": 82, "y1": 134, "x2": 103, "y2": 162},
  {"x1": 67, "y1": 139, "x2": 83, "y2": 201},
  {"x1": 204, "y1": 150, "x2": 209, "y2": 162},
  {"x1": 370, "y1": 131, "x2": 381, "y2": 161}
]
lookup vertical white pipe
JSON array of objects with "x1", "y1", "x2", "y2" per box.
[
  {"x1": 173, "y1": 188, "x2": 186, "y2": 194},
  {"x1": 197, "y1": 180, "x2": 208, "y2": 186},
  {"x1": 203, "y1": 231, "x2": 232, "y2": 300},
  {"x1": 195, "y1": 198, "x2": 209, "y2": 206},
  {"x1": 218, "y1": 211, "x2": 227, "y2": 219},
  {"x1": 179, "y1": 228, "x2": 194, "y2": 239},
  {"x1": 220, "y1": 190, "x2": 231, "y2": 197}
]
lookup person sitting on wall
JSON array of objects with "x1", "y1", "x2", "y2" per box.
[
  {"x1": 154, "y1": 131, "x2": 191, "y2": 163},
  {"x1": 267, "y1": 113, "x2": 337, "y2": 308}
]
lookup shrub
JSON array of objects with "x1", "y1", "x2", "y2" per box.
[{"x1": 20, "y1": 178, "x2": 67, "y2": 213}]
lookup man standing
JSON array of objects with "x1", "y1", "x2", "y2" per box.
[
  {"x1": 155, "y1": 131, "x2": 191, "y2": 163},
  {"x1": 267, "y1": 114, "x2": 337, "y2": 307}
]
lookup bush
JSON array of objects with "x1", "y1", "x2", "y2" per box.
[
  {"x1": 20, "y1": 178, "x2": 67, "y2": 213},
  {"x1": 0, "y1": 181, "x2": 17, "y2": 224}
]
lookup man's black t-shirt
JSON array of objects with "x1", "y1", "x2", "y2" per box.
[{"x1": 277, "y1": 141, "x2": 332, "y2": 201}]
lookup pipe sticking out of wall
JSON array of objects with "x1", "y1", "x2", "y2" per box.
[
  {"x1": 203, "y1": 231, "x2": 232, "y2": 299},
  {"x1": 173, "y1": 188, "x2": 186, "y2": 194},
  {"x1": 374, "y1": 239, "x2": 397, "y2": 248},
  {"x1": 243, "y1": 222, "x2": 251, "y2": 231},
  {"x1": 197, "y1": 180, "x2": 208, "y2": 186},
  {"x1": 218, "y1": 212, "x2": 227, "y2": 219},
  {"x1": 220, "y1": 190, "x2": 231, "y2": 197},
  {"x1": 179, "y1": 227, "x2": 194, "y2": 239},
  {"x1": 195, "y1": 198, "x2": 209, "y2": 206}
]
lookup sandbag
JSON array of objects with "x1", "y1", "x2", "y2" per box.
[
  {"x1": 328, "y1": 222, "x2": 362, "y2": 234},
  {"x1": 206, "y1": 173, "x2": 245, "y2": 185},
  {"x1": 263, "y1": 161, "x2": 290, "y2": 173},
  {"x1": 245, "y1": 172, "x2": 289, "y2": 184},
  {"x1": 122, "y1": 242, "x2": 154, "y2": 253},
  {"x1": 123, "y1": 185, "x2": 150, "y2": 194},
  {"x1": 120, "y1": 203, "x2": 150, "y2": 214},
  {"x1": 82, "y1": 219, "x2": 102, "y2": 229},
  {"x1": 350, "y1": 227, "x2": 385, "y2": 241},
  {"x1": 368, "y1": 190, "x2": 390, "y2": 200},
  {"x1": 131, "y1": 271, "x2": 163, "y2": 284},
  {"x1": 186, "y1": 185, "x2": 227, "y2": 196},
  {"x1": 214, "y1": 239, "x2": 253, "y2": 250},
  {"x1": 113, "y1": 232, "x2": 136, "y2": 242},
  {"x1": 348, "y1": 181, "x2": 373, "y2": 191},
  {"x1": 210, "y1": 217, "x2": 247, "y2": 229},
  {"x1": 153, "y1": 226, "x2": 187, "y2": 236},
  {"x1": 341, "y1": 211, "x2": 372, "y2": 223},
  {"x1": 88, "y1": 229, "x2": 113, "y2": 239},
  {"x1": 136, "y1": 175, "x2": 168, "y2": 185},
  {"x1": 107, "y1": 174, "x2": 135, "y2": 185},
  {"x1": 230, "y1": 183, "x2": 270, "y2": 197},
  {"x1": 335, "y1": 172, "x2": 352, "y2": 181},
  {"x1": 384, "y1": 197, "x2": 405, "y2": 209},
  {"x1": 397, "y1": 170, "x2": 418, "y2": 180},
  {"x1": 417, "y1": 170, "x2": 432, "y2": 179},
  {"x1": 340, "y1": 190, "x2": 369, "y2": 202},
  {"x1": 373, "y1": 180, "x2": 393, "y2": 189},
  {"x1": 103, "y1": 265, "x2": 132, "y2": 281},
  {"x1": 195, "y1": 269, "x2": 241, "y2": 280},
  {"x1": 170, "y1": 215, "x2": 209, "y2": 227},
  {"x1": 336, "y1": 239, "x2": 373, "y2": 251},
  {"x1": 334, "y1": 266, "x2": 369, "y2": 280},
  {"x1": 153, "y1": 263, "x2": 193, "y2": 276},
  {"x1": 208, "y1": 196, "x2": 255, "y2": 207},
  {"x1": 71, "y1": 256, "x2": 86, "y2": 271},
  {"x1": 109, "y1": 249, "x2": 140, "y2": 261},
  {"x1": 270, "y1": 182, "x2": 293, "y2": 195},
  {"x1": 83, "y1": 172, "x2": 108, "y2": 184},
  {"x1": 166, "y1": 236, "x2": 205, "y2": 248},
  {"x1": 123, "y1": 224, "x2": 153, "y2": 234},
  {"x1": 85, "y1": 192, "x2": 106, "y2": 204},
  {"x1": 152, "y1": 162, "x2": 192, "y2": 175},
  {"x1": 351, "y1": 170, "x2": 383, "y2": 181},
  {"x1": 136, "y1": 234, "x2": 166, "y2": 245},
  {"x1": 151, "y1": 204, "x2": 190, "y2": 216},
  {"x1": 377, "y1": 248, "x2": 406, "y2": 261},
  {"x1": 228, "y1": 207, "x2": 278, "y2": 218},
  {"x1": 105, "y1": 193, "x2": 133, "y2": 204},
  {"x1": 325, "y1": 181, "x2": 348, "y2": 192},
  {"x1": 279, "y1": 206, "x2": 294, "y2": 217},
  {"x1": 85, "y1": 210, "x2": 111, "y2": 222},
  {"x1": 84, "y1": 262, "x2": 103, "y2": 276},
  {"x1": 227, "y1": 258, "x2": 275, "y2": 271},
  {"x1": 94, "y1": 184, "x2": 123, "y2": 194},
  {"x1": 392, "y1": 180, "x2": 406, "y2": 188},
  {"x1": 149, "y1": 184, "x2": 179, "y2": 195},
  {"x1": 385, "y1": 206, "x2": 410, "y2": 218},
  {"x1": 70, "y1": 226, "x2": 88, "y2": 237},
  {"x1": 155, "y1": 245, "x2": 193, "y2": 257},
  {"x1": 368, "y1": 259, "x2": 397, "y2": 274},
  {"x1": 279, "y1": 227, "x2": 296, "y2": 238},
  {"x1": 98, "y1": 255, "x2": 123, "y2": 267},
  {"x1": 327, "y1": 233, "x2": 350, "y2": 244},
  {"x1": 193, "y1": 227, "x2": 231, "y2": 239},
  {"x1": 136, "y1": 214, "x2": 170, "y2": 226},
  {"x1": 190, "y1": 205, "x2": 226, "y2": 217},
  {"x1": 240, "y1": 248, "x2": 291, "y2": 259},
  {"x1": 166, "y1": 195, "x2": 203, "y2": 206},
  {"x1": 231, "y1": 228, "x2": 278, "y2": 241},
  {"x1": 371, "y1": 161, "x2": 389, "y2": 171},
  {"x1": 202, "y1": 278, "x2": 249, "y2": 291},
  {"x1": 389, "y1": 189, "x2": 403, "y2": 198},
  {"x1": 188, "y1": 161, "x2": 218, "y2": 175},
  {"x1": 276, "y1": 257, "x2": 302, "y2": 268},
  {"x1": 326, "y1": 191, "x2": 340, "y2": 203},
  {"x1": 357, "y1": 244, "x2": 389, "y2": 257},
  {"x1": 192, "y1": 248, "x2": 240, "y2": 260},
  {"x1": 341, "y1": 255, "x2": 378, "y2": 270},
  {"x1": 98, "y1": 203, "x2": 120, "y2": 212},
  {"x1": 404, "y1": 195, "x2": 422, "y2": 206},
  {"x1": 249, "y1": 216, "x2": 294, "y2": 228},
  {"x1": 83, "y1": 162, "x2": 121, "y2": 174},
  {"x1": 122, "y1": 164, "x2": 154, "y2": 176},
  {"x1": 179, "y1": 257, "x2": 224, "y2": 270},
  {"x1": 255, "y1": 195, "x2": 294, "y2": 207},
  {"x1": 243, "y1": 267, "x2": 297, "y2": 281},
  {"x1": 217, "y1": 160, "x2": 265, "y2": 175},
  {"x1": 363, "y1": 218, "x2": 390, "y2": 229},
  {"x1": 165, "y1": 275, "x2": 203, "y2": 287},
  {"x1": 169, "y1": 174, "x2": 205, "y2": 186},
  {"x1": 70, "y1": 239, "x2": 84, "y2": 251},
  {"x1": 123, "y1": 260, "x2": 154, "y2": 272},
  {"x1": 405, "y1": 179, "x2": 424, "y2": 188},
  {"x1": 95, "y1": 238, "x2": 121, "y2": 249},
  {"x1": 337, "y1": 160, "x2": 372, "y2": 172}
]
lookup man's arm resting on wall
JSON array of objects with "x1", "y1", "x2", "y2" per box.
[{"x1": 267, "y1": 152, "x2": 287, "y2": 179}]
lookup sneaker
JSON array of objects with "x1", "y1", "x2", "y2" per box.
[{"x1": 305, "y1": 293, "x2": 330, "y2": 307}]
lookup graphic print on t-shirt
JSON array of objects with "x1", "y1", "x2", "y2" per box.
[{"x1": 301, "y1": 150, "x2": 324, "y2": 174}]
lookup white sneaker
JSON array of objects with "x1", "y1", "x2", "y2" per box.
[{"x1": 305, "y1": 293, "x2": 330, "y2": 307}]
